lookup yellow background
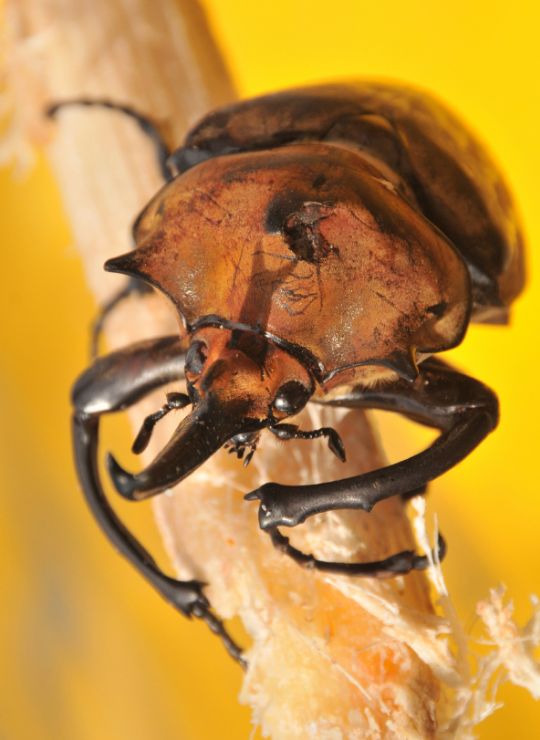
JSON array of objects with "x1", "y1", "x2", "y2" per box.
[{"x1": 1, "y1": 0, "x2": 539, "y2": 737}]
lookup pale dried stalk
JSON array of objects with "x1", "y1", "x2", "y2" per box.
[{"x1": 3, "y1": 1, "x2": 509, "y2": 737}]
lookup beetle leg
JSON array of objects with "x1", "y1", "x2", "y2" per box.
[
  {"x1": 246, "y1": 359, "x2": 497, "y2": 567},
  {"x1": 269, "y1": 527, "x2": 446, "y2": 577},
  {"x1": 72, "y1": 336, "x2": 246, "y2": 667},
  {"x1": 48, "y1": 102, "x2": 173, "y2": 358},
  {"x1": 72, "y1": 335, "x2": 185, "y2": 413},
  {"x1": 90, "y1": 278, "x2": 153, "y2": 359},
  {"x1": 48, "y1": 99, "x2": 174, "y2": 180},
  {"x1": 269, "y1": 423, "x2": 346, "y2": 462}
]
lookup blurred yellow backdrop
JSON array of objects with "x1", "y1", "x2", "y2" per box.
[{"x1": 1, "y1": 1, "x2": 539, "y2": 738}]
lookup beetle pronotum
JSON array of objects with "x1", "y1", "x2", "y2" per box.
[{"x1": 53, "y1": 82, "x2": 524, "y2": 665}]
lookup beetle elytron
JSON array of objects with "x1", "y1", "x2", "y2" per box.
[{"x1": 57, "y1": 83, "x2": 525, "y2": 664}]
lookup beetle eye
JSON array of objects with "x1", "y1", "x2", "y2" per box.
[
  {"x1": 185, "y1": 341, "x2": 208, "y2": 376},
  {"x1": 272, "y1": 380, "x2": 311, "y2": 417}
]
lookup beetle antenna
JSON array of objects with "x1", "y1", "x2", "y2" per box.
[
  {"x1": 269, "y1": 423, "x2": 346, "y2": 462},
  {"x1": 132, "y1": 392, "x2": 191, "y2": 454}
]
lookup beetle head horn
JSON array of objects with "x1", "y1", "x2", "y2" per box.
[
  {"x1": 107, "y1": 327, "x2": 314, "y2": 501},
  {"x1": 107, "y1": 391, "x2": 263, "y2": 500}
]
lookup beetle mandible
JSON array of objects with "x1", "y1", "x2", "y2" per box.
[{"x1": 61, "y1": 83, "x2": 525, "y2": 665}]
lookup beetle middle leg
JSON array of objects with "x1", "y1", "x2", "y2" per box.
[
  {"x1": 47, "y1": 99, "x2": 174, "y2": 180},
  {"x1": 246, "y1": 359, "x2": 498, "y2": 576},
  {"x1": 48, "y1": 100, "x2": 174, "y2": 359},
  {"x1": 72, "y1": 335, "x2": 246, "y2": 666},
  {"x1": 89, "y1": 277, "x2": 154, "y2": 359}
]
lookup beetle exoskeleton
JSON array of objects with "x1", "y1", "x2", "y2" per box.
[{"x1": 64, "y1": 82, "x2": 524, "y2": 664}]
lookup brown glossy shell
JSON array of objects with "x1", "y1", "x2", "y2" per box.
[
  {"x1": 108, "y1": 142, "x2": 471, "y2": 385},
  {"x1": 179, "y1": 82, "x2": 525, "y2": 320}
]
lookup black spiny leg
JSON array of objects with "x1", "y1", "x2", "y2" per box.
[
  {"x1": 47, "y1": 100, "x2": 176, "y2": 358},
  {"x1": 72, "y1": 335, "x2": 246, "y2": 667},
  {"x1": 90, "y1": 278, "x2": 153, "y2": 359},
  {"x1": 47, "y1": 99, "x2": 174, "y2": 180},
  {"x1": 269, "y1": 527, "x2": 446, "y2": 577},
  {"x1": 246, "y1": 358, "x2": 498, "y2": 576}
]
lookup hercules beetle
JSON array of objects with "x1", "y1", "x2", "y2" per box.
[{"x1": 57, "y1": 83, "x2": 525, "y2": 665}]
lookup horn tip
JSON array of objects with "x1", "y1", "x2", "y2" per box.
[
  {"x1": 104, "y1": 252, "x2": 140, "y2": 276},
  {"x1": 106, "y1": 452, "x2": 138, "y2": 500}
]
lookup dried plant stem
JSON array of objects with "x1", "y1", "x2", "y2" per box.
[{"x1": 3, "y1": 1, "x2": 461, "y2": 736}]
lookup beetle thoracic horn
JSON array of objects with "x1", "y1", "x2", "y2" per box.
[{"x1": 107, "y1": 394, "x2": 263, "y2": 501}]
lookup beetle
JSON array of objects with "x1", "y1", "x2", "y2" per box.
[{"x1": 56, "y1": 82, "x2": 525, "y2": 665}]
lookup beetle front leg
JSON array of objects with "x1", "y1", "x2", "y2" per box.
[
  {"x1": 72, "y1": 335, "x2": 246, "y2": 666},
  {"x1": 246, "y1": 359, "x2": 498, "y2": 575}
]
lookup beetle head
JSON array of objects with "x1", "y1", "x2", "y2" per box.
[
  {"x1": 184, "y1": 326, "x2": 313, "y2": 421},
  {"x1": 107, "y1": 327, "x2": 314, "y2": 500}
]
